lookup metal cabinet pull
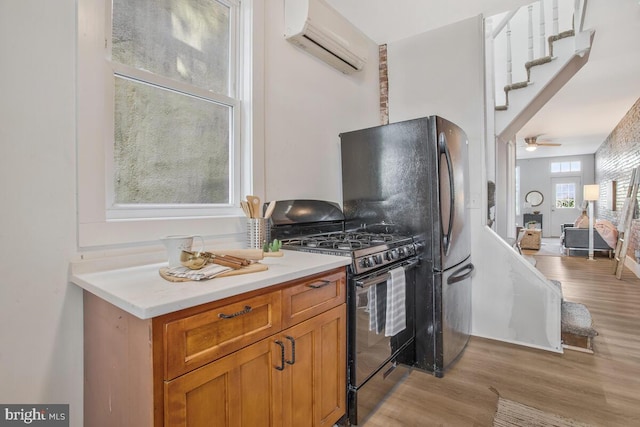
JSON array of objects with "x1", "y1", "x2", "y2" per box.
[
  {"x1": 274, "y1": 340, "x2": 285, "y2": 371},
  {"x1": 307, "y1": 280, "x2": 332, "y2": 289},
  {"x1": 218, "y1": 305, "x2": 252, "y2": 319},
  {"x1": 285, "y1": 336, "x2": 296, "y2": 365}
]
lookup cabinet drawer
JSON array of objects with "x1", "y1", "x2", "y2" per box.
[
  {"x1": 281, "y1": 269, "x2": 346, "y2": 328},
  {"x1": 164, "y1": 290, "x2": 282, "y2": 380}
]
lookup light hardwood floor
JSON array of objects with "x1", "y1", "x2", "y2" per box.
[{"x1": 363, "y1": 255, "x2": 640, "y2": 426}]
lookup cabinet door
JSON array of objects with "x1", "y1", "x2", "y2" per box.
[
  {"x1": 281, "y1": 304, "x2": 347, "y2": 427},
  {"x1": 165, "y1": 337, "x2": 283, "y2": 427}
]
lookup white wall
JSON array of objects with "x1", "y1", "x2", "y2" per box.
[
  {"x1": 263, "y1": 1, "x2": 380, "y2": 204},
  {"x1": 386, "y1": 15, "x2": 562, "y2": 353},
  {"x1": 0, "y1": 0, "x2": 84, "y2": 423},
  {"x1": 387, "y1": 15, "x2": 486, "y2": 213},
  {"x1": 0, "y1": 2, "x2": 379, "y2": 424},
  {"x1": 517, "y1": 154, "x2": 595, "y2": 237}
]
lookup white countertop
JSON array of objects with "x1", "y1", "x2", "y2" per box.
[{"x1": 70, "y1": 250, "x2": 351, "y2": 319}]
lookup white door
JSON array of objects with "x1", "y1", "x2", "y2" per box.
[{"x1": 550, "y1": 176, "x2": 582, "y2": 237}]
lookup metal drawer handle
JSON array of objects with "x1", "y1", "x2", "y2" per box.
[
  {"x1": 218, "y1": 305, "x2": 252, "y2": 319},
  {"x1": 285, "y1": 336, "x2": 296, "y2": 365},
  {"x1": 307, "y1": 280, "x2": 332, "y2": 289},
  {"x1": 275, "y1": 340, "x2": 285, "y2": 371}
]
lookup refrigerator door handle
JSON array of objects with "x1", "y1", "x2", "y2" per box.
[
  {"x1": 447, "y1": 263, "x2": 475, "y2": 285},
  {"x1": 438, "y1": 132, "x2": 455, "y2": 255}
]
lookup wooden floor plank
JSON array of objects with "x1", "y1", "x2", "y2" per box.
[{"x1": 363, "y1": 256, "x2": 640, "y2": 427}]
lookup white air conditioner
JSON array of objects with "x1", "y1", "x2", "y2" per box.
[{"x1": 284, "y1": 0, "x2": 369, "y2": 74}]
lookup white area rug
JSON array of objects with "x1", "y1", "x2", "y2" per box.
[{"x1": 493, "y1": 397, "x2": 592, "y2": 427}]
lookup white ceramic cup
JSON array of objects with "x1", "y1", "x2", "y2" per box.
[{"x1": 161, "y1": 235, "x2": 203, "y2": 268}]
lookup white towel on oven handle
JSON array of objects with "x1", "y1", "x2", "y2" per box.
[
  {"x1": 368, "y1": 285, "x2": 382, "y2": 333},
  {"x1": 367, "y1": 285, "x2": 376, "y2": 331},
  {"x1": 385, "y1": 267, "x2": 406, "y2": 336}
]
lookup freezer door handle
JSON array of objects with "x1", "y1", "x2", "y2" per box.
[
  {"x1": 447, "y1": 263, "x2": 475, "y2": 285},
  {"x1": 438, "y1": 132, "x2": 455, "y2": 256}
]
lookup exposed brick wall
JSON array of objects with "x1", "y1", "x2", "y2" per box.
[
  {"x1": 379, "y1": 44, "x2": 389, "y2": 125},
  {"x1": 595, "y1": 97, "x2": 640, "y2": 259}
]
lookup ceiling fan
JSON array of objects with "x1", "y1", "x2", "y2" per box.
[{"x1": 523, "y1": 135, "x2": 561, "y2": 152}]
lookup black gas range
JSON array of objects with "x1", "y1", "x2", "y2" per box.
[
  {"x1": 268, "y1": 199, "x2": 417, "y2": 275},
  {"x1": 279, "y1": 231, "x2": 416, "y2": 275},
  {"x1": 267, "y1": 199, "x2": 419, "y2": 425}
]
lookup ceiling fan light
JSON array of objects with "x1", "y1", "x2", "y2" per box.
[{"x1": 525, "y1": 145, "x2": 537, "y2": 152}]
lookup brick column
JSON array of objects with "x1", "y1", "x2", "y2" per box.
[{"x1": 379, "y1": 44, "x2": 389, "y2": 125}]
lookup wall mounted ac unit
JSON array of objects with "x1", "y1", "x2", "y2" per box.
[{"x1": 284, "y1": 0, "x2": 369, "y2": 74}]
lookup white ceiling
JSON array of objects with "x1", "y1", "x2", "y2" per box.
[{"x1": 326, "y1": 0, "x2": 640, "y2": 159}]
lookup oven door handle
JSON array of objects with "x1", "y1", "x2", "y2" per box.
[
  {"x1": 356, "y1": 259, "x2": 420, "y2": 289},
  {"x1": 356, "y1": 273, "x2": 391, "y2": 289}
]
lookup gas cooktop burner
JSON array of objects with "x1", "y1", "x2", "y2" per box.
[
  {"x1": 278, "y1": 231, "x2": 417, "y2": 275},
  {"x1": 284, "y1": 232, "x2": 402, "y2": 250}
]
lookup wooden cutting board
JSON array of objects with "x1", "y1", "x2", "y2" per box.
[{"x1": 159, "y1": 262, "x2": 268, "y2": 283}]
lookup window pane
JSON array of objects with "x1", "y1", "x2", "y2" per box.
[
  {"x1": 114, "y1": 76, "x2": 230, "y2": 204},
  {"x1": 551, "y1": 161, "x2": 582, "y2": 173},
  {"x1": 555, "y1": 183, "x2": 575, "y2": 208},
  {"x1": 112, "y1": 0, "x2": 230, "y2": 94}
]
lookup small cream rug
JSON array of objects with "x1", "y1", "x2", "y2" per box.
[{"x1": 493, "y1": 397, "x2": 592, "y2": 426}]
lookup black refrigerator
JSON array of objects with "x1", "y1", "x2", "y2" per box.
[{"x1": 340, "y1": 115, "x2": 474, "y2": 376}]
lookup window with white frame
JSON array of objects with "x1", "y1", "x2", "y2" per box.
[
  {"x1": 77, "y1": 0, "x2": 258, "y2": 247},
  {"x1": 110, "y1": 0, "x2": 240, "y2": 218},
  {"x1": 550, "y1": 161, "x2": 581, "y2": 173}
]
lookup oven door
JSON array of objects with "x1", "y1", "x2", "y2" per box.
[
  {"x1": 350, "y1": 258, "x2": 418, "y2": 387},
  {"x1": 348, "y1": 258, "x2": 419, "y2": 425}
]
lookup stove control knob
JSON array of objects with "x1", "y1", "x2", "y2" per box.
[
  {"x1": 368, "y1": 256, "x2": 376, "y2": 266},
  {"x1": 373, "y1": 254, "x2": 383, "y2": 264},
  {"x1": 390, "y1": 249, "x2": 399, "y2": 260},
  {"x1": 398, "y1": 247, "x2": 405, "y2": 257}
]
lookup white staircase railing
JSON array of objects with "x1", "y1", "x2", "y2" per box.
[{"x1": 487, "y1": 0, "x2": 587, "y2": 107}]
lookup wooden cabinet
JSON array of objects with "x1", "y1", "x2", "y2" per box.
[
  {"x1": 165, "y1": 336, "x2": 283, "y2": 426},
  {"x1": 164, "y1": 290, "x2": 283, "y2": 380},
  {"x1": 84, "y1": 267, "x2": 346, "y2": 427},
  {"x1": 165, "y1": 304, "x2": 346, "y2": 427},
  {"x1": 280, "y1": 305, "x2": 346, "y2": 427}
]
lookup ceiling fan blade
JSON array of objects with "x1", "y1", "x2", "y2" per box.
[{"x1": 537, "y1": 142, "x2": 561, "y2": 146}]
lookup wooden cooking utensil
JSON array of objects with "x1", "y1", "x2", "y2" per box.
[
  {"x1": 263, "y1": 200, "x2": 277, "y2": 219},
  {"x1": 246, "y1": 195, "x2": 261, "y2": 217},
  {"x1": 240, "y1": 200, "x2": 252, "y2": 218},
  {"x1": 209, "y1": 249, "x2": 284, "y2": 260},
  {"x1": 180, "y1": 250, "x2": 247, "y2": 270}
]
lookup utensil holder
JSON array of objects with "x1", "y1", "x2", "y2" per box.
[{"x1": 247, "y1": 218, "x2": 271, "y2": 250}]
